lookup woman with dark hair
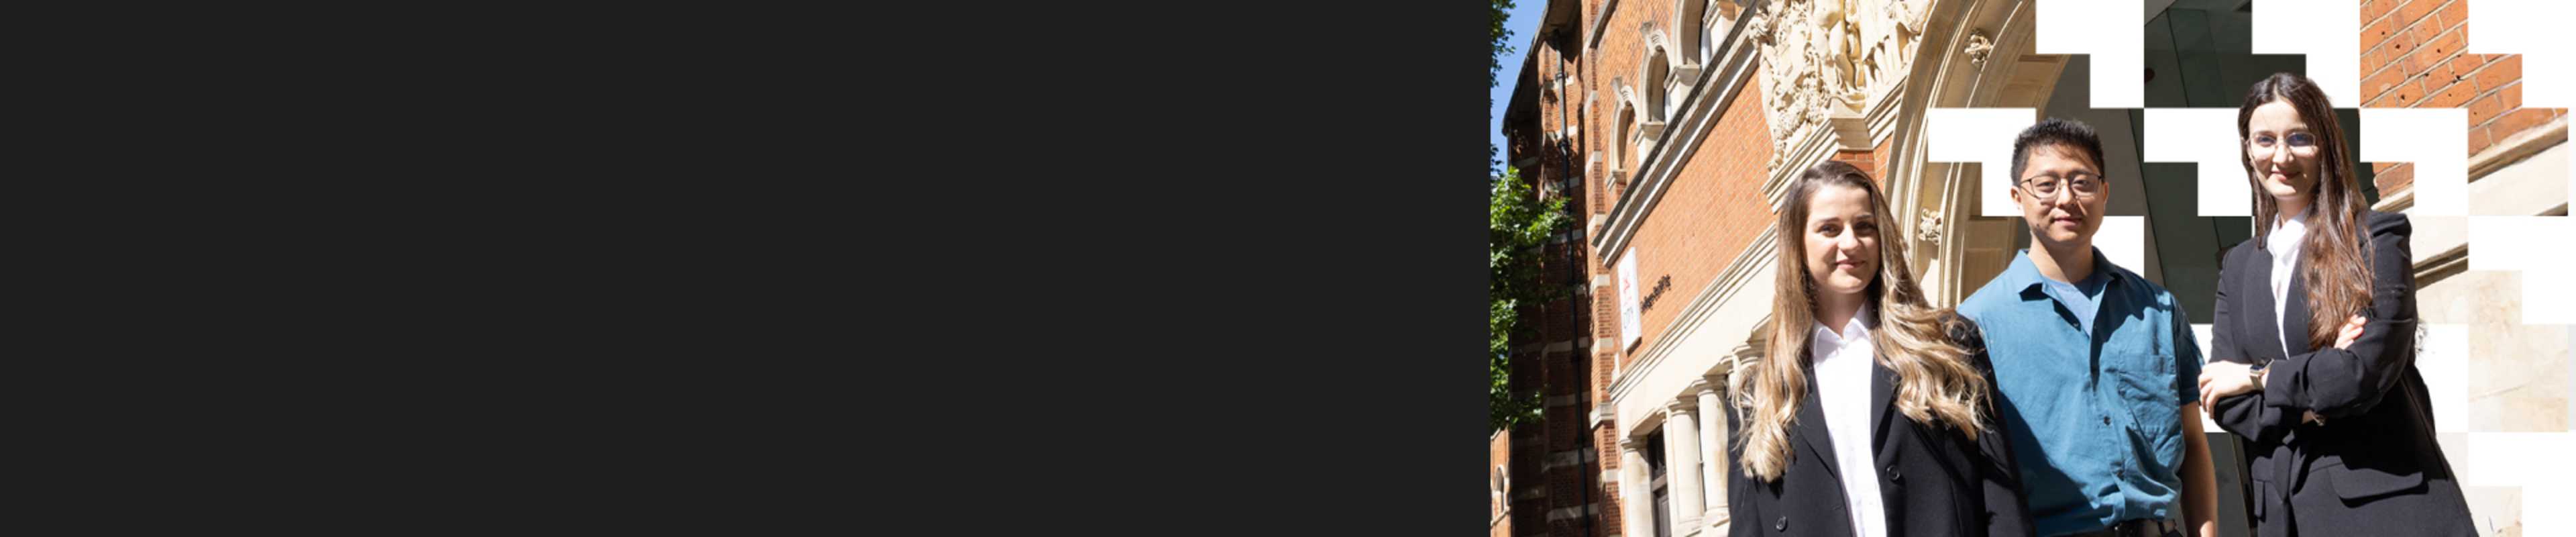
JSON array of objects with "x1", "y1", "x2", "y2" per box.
[
  {"x1": 2196, "y1": 72, "x2": 2474, "y2": 536},
  {"x1": 1725, "y1": 160, "x2": 2031, "y2": 537}
]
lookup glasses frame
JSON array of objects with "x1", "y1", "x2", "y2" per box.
[
  {"x1": 2016, "y1": 172, "x2": 2109, "y2": 201},
  {"x1": 2244, "y1": 133, "x2": 2324, "y2": 160}
]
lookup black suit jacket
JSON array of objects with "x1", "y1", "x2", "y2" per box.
[
  {"x1": 2208, "y1": 210, "x2": 2473, "y2": 536},
  {"x1": 1725, "y1": 319, "x2": 2033, "y2": 537}
]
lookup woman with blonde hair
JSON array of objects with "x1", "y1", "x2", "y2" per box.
[{"x1": 1725, "y1": 160, "x2": 2031, "y2": 536}]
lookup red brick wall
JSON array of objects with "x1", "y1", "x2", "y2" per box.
[
  {"x1": 1510, "y1": 21, "x2": 1623, "y2": 537},
  {"x1": 1576, "y1": 2, "x2": 1711, "y2": 536},
  {"x1": 2358, "y1": 0, "x2": 2568, "y2": 194},
  {"x1": 1829, "y1": 140, "x2": 1895, "y2": 183},
  {"x1": 1583, "y1": 2, "x2": 1644, "y2": 533},
  {"x1": 1621, "y1": 79, "x2": 1774, "y2": 367},
  {"x1": 1832, "y1": 149, "x2": 1876, "y2": 180},
  {"x1": 1587, "y1": 0, "x2": 1676, "y2": 221}
]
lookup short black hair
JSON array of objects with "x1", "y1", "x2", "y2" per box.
[{"x1": 2010, "y1": 117, "x2": 2106, "y2": 180}]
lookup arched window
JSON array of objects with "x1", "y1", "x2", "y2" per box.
[
  {"x1": 1613, "y1": 86, "x2": 1635, "y2": 184},
  {"x1": 1650, "y1": 46, "x2": 1677, "y2": 121},
  {"x1": 1676, "y1": 0, "x2": 1709, "y2": 66},
  {"x1": 1617, "y1": 107, "x2": 1635, "y2": 175},
  {"x1": 1640, "y1": 29, "x2": 1672, "y2": 122}
]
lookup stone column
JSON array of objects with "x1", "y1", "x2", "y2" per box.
[
  {"x1": 1697, "y1": 377, "x2": 1728, "y2": 522},
  {"x1": 1621, "y1": 438, "x2": 1654, "y2": 537},
  {"x1": 1665, "y1": 401, "x2": 1706, "y2": 533}
]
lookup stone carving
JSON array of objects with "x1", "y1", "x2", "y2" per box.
[
  {"x1": 1756, "y1": 0, "x2": 1818, "y2": 158},
  {"x1": 1815, "y1": 0, "x2": 1861, "y2": 101},
  {"x1": 1885, "y1": 0, "x2": 1931, "y2": 69},
  {"x1": 1754, "y1": 0, "x2": 1933, "y2": 168},
  {"x1": 1964, "y1": 30, "x2": 1994, "y2": 68},
  {"x1": 1645, "y1": 26, "x2": 1670, "y2": 59},
  {"x1": 1916, "y1": 207, "x2": 1943, "y2": 244},
  {"x1": 1858, "y1": 0, "x2": 1931, "y2": 95},
  {"x1": 1743, "y1": 10, "x2": 1771, "y2": 44},
  {"x1": 1616, "y1": 82, "x2": 1638, "y2": 134}
]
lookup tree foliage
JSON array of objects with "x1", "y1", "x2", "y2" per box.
[
  {"x1": 1491, "y1": 0, "x2": 1516, "y2": 91},
  {"x1": 1490, "y1": 166, "x2": 1568, "y2": 432},
  {"x1": 1489, "y1": 0, "x2": 1572, "y2": 433}
]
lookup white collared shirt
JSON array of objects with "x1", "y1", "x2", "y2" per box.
[
  {"x1": 2267, "y1": 211, "x2": 2309, "y2": 358},
  {"x1": 1811, "y1": 311, "x2": 1887, "y2": 537}
]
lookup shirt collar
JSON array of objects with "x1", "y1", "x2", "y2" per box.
[
  {"x1": 2002, "y1": 247, "x2": 2123, "y2": 294},
  {"x1": 1810, "y1": 308, "x2": 1876, "y2": 349},
  {"x1": 2267, "y1": 211, "x2": 2310, "y2": 254}
]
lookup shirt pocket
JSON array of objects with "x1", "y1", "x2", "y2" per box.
[{"x1": 2112, "y1": 346, "x2": 2185, "y2": 467}]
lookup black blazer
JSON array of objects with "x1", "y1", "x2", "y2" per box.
[
  {"x1": 2208, "y1": 210, "x2": 2473, "y2": 536},
  {"x1": 1725, "y1": 319, "x2": 2033, "y2": 537}
]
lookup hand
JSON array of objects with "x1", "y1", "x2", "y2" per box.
[
  {"x1": 2197, "y1": 361, "x2": 2261, "y2": 410},
  {"x1": 2333, "y1": 314, "x2": 2365, "y2": 349}
]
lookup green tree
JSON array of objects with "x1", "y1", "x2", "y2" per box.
[
  {"x1": 1489, "y1": 0, "x2": 1566, "y2": 433},
  {"x1": 1491, "y1": 0, "x2": 1516, "y2": 90},
  {"x1": 1490, "y1": 166, "x2": 1568, "y2": 432}
]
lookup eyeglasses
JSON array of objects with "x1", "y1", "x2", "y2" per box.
[
  {"x1": 2246, "y1": 132, "x2": 2321, "y2": 158},
  {"x1": 2018, "y1": 172, "x2": 2106, "y2": 200}
]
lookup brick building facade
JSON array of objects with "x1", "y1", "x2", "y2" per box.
[{"x1": 1494, "y1": 0, "x2": 2567, "y2": 536}]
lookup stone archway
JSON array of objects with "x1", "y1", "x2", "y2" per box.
[
  {"x1": 1735, "y1": 0, "x2": 2074, "y2": 304},
  {"x1": 1874, "y1": 0, "x2": 2072, "y2": 305}
]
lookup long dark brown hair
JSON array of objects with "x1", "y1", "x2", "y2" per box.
[
  {"x1": 2237, "y1": 72, "x2": 2371, "y2": 350},
  {"x1": 1733, "y1": 160, "x2": 1988, "y2": 481}
]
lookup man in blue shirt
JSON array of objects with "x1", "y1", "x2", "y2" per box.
[{"x1": 1958, "y1": 118, "x2": 2218, "y2": 537}]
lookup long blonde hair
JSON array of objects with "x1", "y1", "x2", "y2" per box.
[{"x1": 1733, "y1": 160, "x2": 1992, "y2": 481}]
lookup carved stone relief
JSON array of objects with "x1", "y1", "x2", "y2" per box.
[
  {"x1": 1963, "y1": 30, "x2": 1994, "y2": 68},
  {"x1": 1751, "y1": 0, "x2": 1932, "y2": 169},
  {"x1": 1916, "y1": 207, "x2": 1943, "y2": 244}
]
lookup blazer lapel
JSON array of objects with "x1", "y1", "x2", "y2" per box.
[
  {"x1": 2248, "y1": 246, "x2": 2286, "y2": 364},
  {"x1": 1870, "y1": 358, "x2": 1897, "y2": 451},
  {"x1": 1796, "y1": 354, "x2": 1843, "y2": 481},
  {"x1": 1872, "y1": 359, "x2": 1909, "y2": 537}
]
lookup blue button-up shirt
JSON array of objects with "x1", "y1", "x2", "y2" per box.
[{"x1": 1958, "y1": 248, "x2": 2203, "y2": 536}]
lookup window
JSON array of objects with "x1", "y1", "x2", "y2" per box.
[
  {"x1": 1678, "y1": 0, "x2": 1711, "y2": 65},
  {"x1": 1644, "y1": 48, "x2": 1670, "y2": 121},
  {"x1": 1615, "y1": 100, "x2": 1635, "y2": 181},
  {"x1": 1648, "y1": 431, "x2": 1671, "y2": 537},
  {"x1": 1702, "y1": 2, "x2": 1723, "y2": 64}
]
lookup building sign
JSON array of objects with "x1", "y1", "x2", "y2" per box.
[
  {"x1": 1619, "y1": 249, "x2": 1641, "y2": 349},
  {"x1": 1640, "y1": 275, "x2": 1673, "y2": 313}
]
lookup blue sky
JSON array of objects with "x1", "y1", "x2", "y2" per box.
[{"x1": 1491, "y1": 0, "x2": 1546, "y2": 176}]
